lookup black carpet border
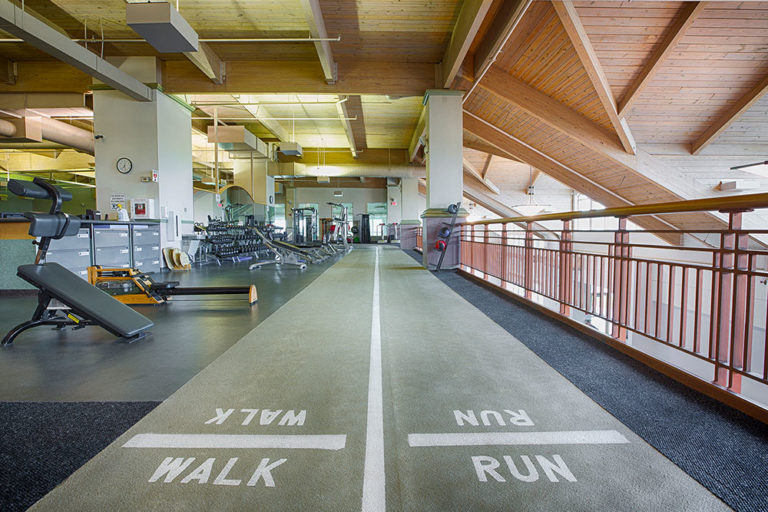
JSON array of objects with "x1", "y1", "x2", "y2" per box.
[
  {"x1": 405, "y1": 249, "x2": 768, "y2": 512},
  {"x1": 0, "y1": 401, "x2": 160, "y2": 512}
]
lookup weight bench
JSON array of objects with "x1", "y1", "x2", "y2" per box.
[{"x1": 2, "y1": 177, "x2": 154, "y2": 346}]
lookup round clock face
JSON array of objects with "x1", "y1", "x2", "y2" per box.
[{"x1": 116, "y1": 157, "x2": 133, "y2": 174}]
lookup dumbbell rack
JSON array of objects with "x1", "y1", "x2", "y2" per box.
[
  {"x1": 204, "y1": 220, "x2": 270, "y2": 262},
  {"x1": 434, "y1": 202, "x2": 461, "y2": 271}
]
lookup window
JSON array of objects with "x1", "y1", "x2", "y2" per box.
[
  {"x1": 367, "y1": 202, "x2": 388, "y2": 236},
  {"x1": 273, "y1": 204, "x2": 286, "y2": 230}
]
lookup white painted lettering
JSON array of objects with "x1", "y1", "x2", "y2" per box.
[
  {"x1": 205, "y1": 408, "x2": 235, "y2": 425},
  {"x1": 181, "y1": 458, "x2": 215, "y2": 484},
  {"x1": 241, "y1": 409, "x2": 259, "y2": 426},
  {"x1": 471, "y1": 456, "x2": 506, "y2": 483},
  {"x1": 503, "y1": 455, "x2": 539, "y2": 482},
  {"x1": 213, "y1": 458, "x2": 242, "y2": 486},
  {"x1": 260, "y1": 409, "x2": 283, "y2": 425},
  {"x1": 504, "y1": 409, "x2": 534, "y2": 426},
  {"x1": 247, "y1": 458, "x2": 287, "y2": 487},
  {"x1": 454, "y1": 410, "x2": 479, "y2": 426},
  {"x1": 480, "y1": 410, "x2": 505, "y2": 426},
  {"x1": 278, "y1": 410, "x2": 306, "y2": 426},
  {"x1": 148, "y1": 457, "x2": 196, "y2": 483},
  {"x1": 536, "y1": 455, "x2": 577, "y2": 482}
]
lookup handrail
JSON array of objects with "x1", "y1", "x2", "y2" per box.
[{"x1": 464, "y1": 192, "x2": 768, "y2": 225}]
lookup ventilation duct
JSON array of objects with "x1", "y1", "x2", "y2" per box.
[{"x1": 126, "y1": 2, "x2": 198, "y2": 53}]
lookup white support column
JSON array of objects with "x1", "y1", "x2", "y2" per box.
[
  {"x1": 399, "y1": 177, "x2": 422, "y2": 249},
  {"x1": 93, "y1": 58, "x2": 193, "y2": 253},
  {"x1": 422, "y1": 90, "x2": 465, "y2": 267},
  {"x1": 425, "y1": 89, "x2": 464, "y2": 210}
]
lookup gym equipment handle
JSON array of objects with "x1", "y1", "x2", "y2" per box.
[{"x1": 8, "y1": 179, "x2": 73, "y2": 202}]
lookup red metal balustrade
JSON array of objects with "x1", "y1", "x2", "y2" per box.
[
  {"x1": 415, "y1": 226, "x2": 423, "y2": 253},
  {"x1": 458, "y1": 193, "x2": 768, "y2": 419}
]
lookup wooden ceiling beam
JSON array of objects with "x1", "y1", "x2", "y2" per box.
[
  {"x1": 479, "y1": 67, "x2": 636, "y2": 170},
  {"x1": 463, "y1": 157, "x2": 500, "y2": 194},
  {"x1": 163, "y1": 60, "x2": 433, "y2": 96},
  {"x1": 692, "y1": 74, "x2": 768, "y2": 155},
  {"x1": 551, "y1": 0, "x2": 636, "y2": 155},
  {"x1": 439, "y1": 0, "x2": 494, "y2": 88},
  {"x1": 472, "y1": 0, "x2": 531, "y2": 83},
  {"x1": 462, "y1": 110, "x2": 682, "y2": 242},
  {"x1": 184, "y1": 42, "x2": 226, "y2": 85},
  {"x1": 617, "y1": 2, "x2": 706, "y2": 118},
  {"x1": 408, "y1": 105, "x2": 427, "y2": 162},
  {"x1": 336, "y1": 95, "x2": 366, "y2": 158},
  {"x1": 299, "y1": 0, "x2": 337, "y2": 85},
  {"x1": 0, "y1": 56, "x2": 15, "y2": 85},
  {"x1": 480, "y1": 153, "x2": 493, "y2": 178}
]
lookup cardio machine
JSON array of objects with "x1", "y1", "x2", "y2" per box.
[{"x1": 2, "y1": 178, "x2": 154, "y2": 345}]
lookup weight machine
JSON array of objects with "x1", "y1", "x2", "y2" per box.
[
  {"x1": 291, "y1": 207, "x2": 318, "y2": 245},
  {"x1": 326, "y1": 202, "x2": 351, "y2": 252}
]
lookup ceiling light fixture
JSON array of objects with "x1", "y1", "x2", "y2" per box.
[{"x1": 731, "y1": 161, "x2": 768, "y2": 178}]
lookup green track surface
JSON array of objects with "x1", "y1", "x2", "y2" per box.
[{"x1": 30, "y1": 247, "x2": 729, "y2": 511}]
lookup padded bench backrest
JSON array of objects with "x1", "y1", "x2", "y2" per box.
[
  {"x1": 23, "y1": 212, "x2": 82, "y2": 238},
  {"x1": 16, "y1": 263, "x2": 153, "y2": 339}
]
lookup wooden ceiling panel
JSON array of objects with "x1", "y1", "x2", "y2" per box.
[
  {"x1": 496, "y1": 2, "x2": 614, "y2": 132},
  {"x1": 573, "y1": 1, "x2": 686, "y2": 104},
  {"x1": 322, "y1": 0, "x2": 461, "y2": 62},
  {"x1": 361, "y1": 95, "x2": 422, "y2": 148}
]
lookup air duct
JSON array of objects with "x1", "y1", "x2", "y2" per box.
[
  {"x1": 0, "y1": 116, "x2": 94, "y2": 154},
  {"x1": 40, "y1": 118, "x2": 94, "y2": 154},
  {"x1": 0, "y1": 118, "x2": 16, "y2": 137}
]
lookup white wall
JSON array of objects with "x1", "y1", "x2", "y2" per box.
[
  {"x1": 94, "y1": 89, "x2": 193, "y2": 249},
  {"x1": 294, "y1": 187, "x2": 386, "y2": 220},
  {"x1": 93, "y1": 89, "x2": 161, "y2": 215},
  {"x1": 193, "y1": 190, "x2": 218, "y2": 224},
  {"x1": 387, "y1": 185, "x2": 402, "y2": 224}
]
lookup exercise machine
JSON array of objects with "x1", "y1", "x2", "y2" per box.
[
  {"x1": 326, "y1": 202, "x2": 351, "y2": 252},
  {"x1": 292, "y1": 207, "x2": 317, "y2": 245},
  {"x1": 87, "y1": 266, "x2": 258, "y2": 305},
  {"x1": 249, "y1": 224, "x2": 310, "y2": 270},
  {"x1": 2, "y1": 178, "x2": 154, "y2": 345}
]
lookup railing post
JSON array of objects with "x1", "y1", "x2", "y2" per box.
[
  {"x1": 559, "y1": 219, "x2": 572, "y2": 315},
  {"x1": 501, "y1": 223, "x2": 509, "y2": 288},
  {"x1": 714, "y1": 210, "x2": 749, "y2": 391},
  {"x1": 611, "y1": 217, "x2": 630, "y2": 341},
  {"x1": 524, "y1": 221, "x2": 534, "y2": 299},
  {"x1": 483, "y1": 224, "x2": 490, "y2": 279},
  {"x1": 469, "y1": 224, "x2": 475, "y2": 270}
]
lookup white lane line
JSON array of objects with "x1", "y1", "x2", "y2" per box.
[
  {"x1": 408, "y1": 430, "x2": 630, "y2": 447},
  {"x1": 362, "y1": 247, "x2": 385, "y2": 512},
  {"x1": 122, "y1": 433, "x2": 347, "y2": 450}
]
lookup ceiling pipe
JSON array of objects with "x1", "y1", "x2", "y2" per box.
[
  {"x1": 0, "y1": 36, "x2": 341, "y2": 43},
  {"x1": 0, "y1": 118, "x2": 16, "y2": 137},
  {"x1": 0, "y1": 117, "x2": 94, "y2": 154},
  {"x1": 40, "y1": 117, "x2": 94, "y2": 154}
]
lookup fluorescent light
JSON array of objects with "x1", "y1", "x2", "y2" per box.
[{"x1": 731, "y1": 161, "x2": 768, "y2": 178}]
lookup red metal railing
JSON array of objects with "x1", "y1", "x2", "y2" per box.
[
  {"x1": 459, "y1": 193, "x2": 768, "y2": 415},
  {"x1": 415, "y1": 226, "x2": 423, "y2": 253}
]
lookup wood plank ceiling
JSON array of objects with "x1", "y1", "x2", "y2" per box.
[
  {"x1": 454, "y1": 0, "x2": 768, "y2": 237},
  {"x1": 0, "y1": 0, "x2": 766, "y2": 233}
]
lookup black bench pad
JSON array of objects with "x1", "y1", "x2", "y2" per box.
[{"x1": 16, "y1": 263, "x2": 154, "y2": 338}]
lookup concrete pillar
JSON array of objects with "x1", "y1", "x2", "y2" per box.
[
  {"x1": 93, "y1": 57, "x2": 193, "y2": 251},
  {"x1": 400, "y1": 177, "x2": 421, "y2": 249},
  {"x1": 421, "y1": 89, "x2": 466, "y2": 268}
]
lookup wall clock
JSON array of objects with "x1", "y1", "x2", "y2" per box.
[{"x1": 116, "y1": 157, "x2": 133, "y2": 174}]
